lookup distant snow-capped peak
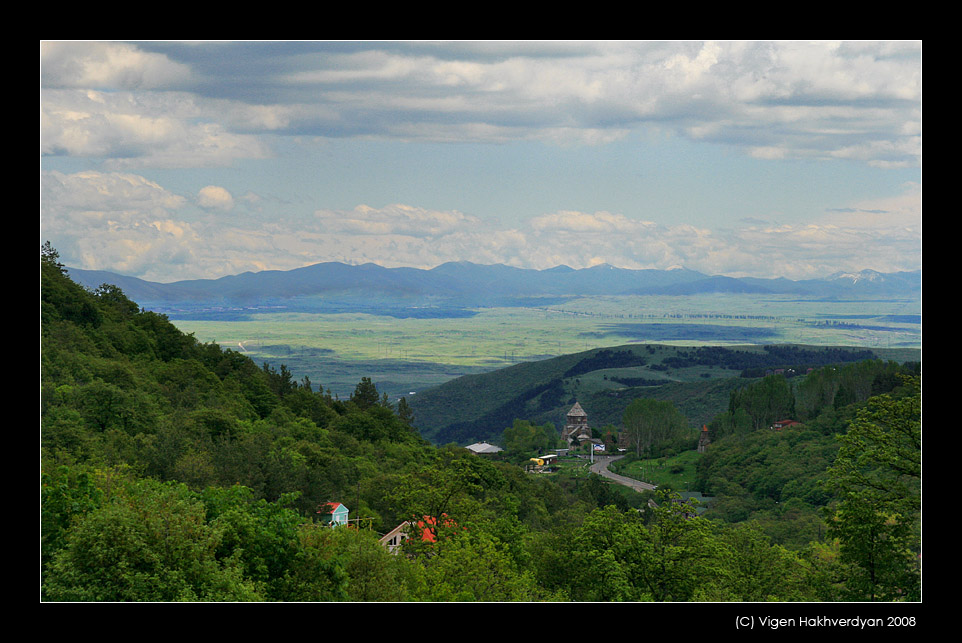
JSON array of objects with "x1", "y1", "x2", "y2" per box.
[{"x1": 828, "y1": 269, "x2": 885, "y2": 284}]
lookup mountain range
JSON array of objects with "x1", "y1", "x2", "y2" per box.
[{"x1": 64, "y1": 261, "x2": 922, "y2": 316}]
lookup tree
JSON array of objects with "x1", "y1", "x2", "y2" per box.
[
  {"x1": 43, "y1": 477, "x2": 262, "y2": 601},
  {"x1": 502, "y1": 419, "x2": 557, "y2": 455},
  {"x1": 321, "y1": 526, "x2": 417, "y2": 601},
  {"x1": 41, "y1": 466, "x2": 103, "y2": 571},
  {"x1": 396, "y1": 396, "x2": 415, "y2": 426},
  {"x1": 262, "y1": 362, "x2": 297, "y2": 398},
  {"x1": 730, "y1": 374, "x2": 794, "y2": 431},
  {"x1": 827, "y1": 495, "x2": 919, "y2": 601},
  {"x1": 200, "y1": 486, "x2": 351, "y2": 601},
  {"x1": 721, "y1": 522, "x2": 816, "y2": 601},
  {"x1": 281, "y1": 386, "x2": 337, "y2": 428},
  {"x1": 578, "y1": 474, "x2": 630, "y2": 512},
  {"x1": 389, "y1": 451, "x2": 490, "y2": 559},
  {"x1": 824, "y1": 376, "x2": 921, "y2": 601},
  {"x1": 708, "y1": 406, "x2": 752, "y2": 442},
  {"x1": 629, "y1": 491, "x2": 734, "y2": 601},
  {"x1": 42, "y1": 241, "x2": 65, "y2": 273},
  {"x1": 406, "y1": 527, "x2": 546, "y2": 601},
  {"x1": 622, "y1": 398, "x2": 687, "y2": 457},
  {"x1": 555, "y1": 495, "x2": 735, "y2": 601},
  {"x1": 41, "y1": 249, "x2": 103, "y2": 328},
  {"x1": 828, "y1": 376, "x2": 921, "y2": 513},
  {"x1": 350, "y1": 377, "x2": 380, "y2": 411},
  {"x1": 93, "y1": 283, "x2": 140, "y2": 319}
]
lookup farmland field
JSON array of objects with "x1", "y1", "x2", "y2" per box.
[{"x1": 172, "y1": 293, "x2": 921, "y2": 399}]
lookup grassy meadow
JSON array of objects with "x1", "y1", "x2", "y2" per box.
[
  {"x1": 611, "y1": 450, "x2": 704, "y2": 491},
  {"x1": 172, "y1": 293, "x2": 921, "y2": 399}
]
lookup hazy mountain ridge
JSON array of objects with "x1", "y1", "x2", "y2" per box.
[{"x1": 65, "y1": 262, "x2": 922, "y2": 311}]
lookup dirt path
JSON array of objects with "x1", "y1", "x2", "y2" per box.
[{"x1": 589, "y1": 455, "x2": 657, "y2": 493}]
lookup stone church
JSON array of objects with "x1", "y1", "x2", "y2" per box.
[{"x1": 561, "y1": 402, "x2": 593, "y2": 444}]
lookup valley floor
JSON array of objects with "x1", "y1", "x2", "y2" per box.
[{"x1": 172, "y1": 294, "x2": 920, "y2": 399}]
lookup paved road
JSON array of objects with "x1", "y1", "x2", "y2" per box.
[{"x1": 589, "y1": 455, "x2": 657, "y2": 493}]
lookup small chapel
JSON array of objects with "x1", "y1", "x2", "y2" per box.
[{"x1": 560, "y1": 402, "x2": 593, "y2": 445}]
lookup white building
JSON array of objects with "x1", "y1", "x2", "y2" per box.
[{"x1": 465, "y1": 441, "x2": 503, "y2": 454}]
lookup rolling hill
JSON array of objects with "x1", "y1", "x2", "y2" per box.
[{"x1": 407, "y1": 343, "x2": 922, "y2": 445}]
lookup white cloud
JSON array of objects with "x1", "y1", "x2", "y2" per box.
[
  {"x1": 519, "y1": 200, "x2": 920, "y2": 278},
  {"x1": 41, "y1": 170, "x2": 200, "y2": 278},
  {"x1": 41, "y1": 88, "x2": 272, "y2": 168},
  {"x1": 41, "y1": 167, "x2": 921, "y2": 282},
  {"x1": 41, "y1": 170, "x2": 187, "y2": 215},
  {"x1": 530, "y1": 210, "x2": 650, "y2": 234},
  {"x1": 313, "y1": 203, "x2": 482, "y2": 237},
  {"x1": 39, "y1": 42, "x2": 921, "y2": 282},
  {"x1": 663, "y1": 41, "x2": 722, "y2": 85},
  {"x1": 197, "y1": 185, "x2": 235, "y2": 211},
  {"x1": 41, "y1": 41, "x2": 191, "y2": 90},
  {"x1": 40, "y1": 41, "x2": 921, "y2": 167},
  {"x1": 819, "y1": 182, "x2": 922, "y2": 245}
]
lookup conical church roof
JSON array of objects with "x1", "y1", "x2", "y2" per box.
[{"x1": 567, "y1": 402, "x2": 587, "y2": 417}]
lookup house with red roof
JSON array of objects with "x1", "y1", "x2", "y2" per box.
[
  {"x1": 316, "y1": 502, "x2": 349, "y2": 527},
  {"x1": 771, "y1": 419, "x2": 802, "y2": 431},
  {"x1": 378, "y1": 515, "x2": 459, "y2": 552}
]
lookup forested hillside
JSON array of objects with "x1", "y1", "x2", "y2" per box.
[
  {"x1": 411, "y1": 342, "x2": 917, "y2": 446},
  {"x1": 40, "y1": 245, "x2": 921, "y2": 602},
  {"x1": 691, "y1": 360, "x2": 921, "y2": 552}
]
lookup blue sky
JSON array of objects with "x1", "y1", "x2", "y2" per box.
[{"x1": 41, "y1": 41, "x2": 921, "y2": 283}]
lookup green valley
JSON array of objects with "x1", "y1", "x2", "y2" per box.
[
  {"x1": 171, "y1": 292, "x2": 920, "y2": 401},
  {"x1": 40, "y1": 246, "x2": 922, "y2": 604}
]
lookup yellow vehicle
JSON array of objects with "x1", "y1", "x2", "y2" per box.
[{"x1": 527, "y1": 453, "x2": 558, "y2": 472}]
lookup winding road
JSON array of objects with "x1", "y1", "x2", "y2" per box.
[{"x1": 589, "y1": 455, "x2": 657, "y2": 493}]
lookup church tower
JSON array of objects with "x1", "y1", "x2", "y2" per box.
[
  {"x1": 697, "y1": 425, "x2": 711, "y2": 453},
  {"x1": 562, "y1": 402, "x2": 591, "y2": 444}
]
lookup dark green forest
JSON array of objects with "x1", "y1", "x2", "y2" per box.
[{"x1": 40, "y1": 244, "x2": 921, "y2": 602}]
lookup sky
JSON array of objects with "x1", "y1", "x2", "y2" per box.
[{"x1": 40, "y1": 41, "x2": 922, "y2": 283}]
